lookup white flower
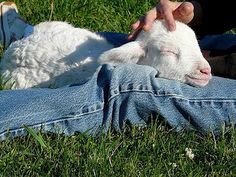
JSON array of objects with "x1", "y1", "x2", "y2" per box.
[
  {"x1": 168, "y1": 162, "x2": 177, "y2": 168},
  {"x1": 185, "y1": 148, "x2": 194, "y2": 160},
  {"x1": 172, "y1": 163, "x2": 177, "y2": 168}
]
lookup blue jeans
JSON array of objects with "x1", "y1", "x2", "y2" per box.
[{"x1": 0, "y1": 32, "x2": 236, "y2": 140}]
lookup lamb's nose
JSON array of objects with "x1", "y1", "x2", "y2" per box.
[{"x1": 200, "y1": 67, "x2": 211, "y2": 76}]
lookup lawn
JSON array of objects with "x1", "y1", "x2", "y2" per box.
[{"x1": 1, "y1": 0, "x2": 236, "y2": 176}]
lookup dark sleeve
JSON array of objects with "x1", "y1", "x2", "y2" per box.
[{"x1": 190, "y1": 0, "x2": 236, "y2": 38}]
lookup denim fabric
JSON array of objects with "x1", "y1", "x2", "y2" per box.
[
  {"x1": 1, "y1": 32, "x2": 236, "y2": 140},
  {"x1": 1, "y1": 64, "x2": 236, "y2": 140},
  {"x1": 97, "y1": 32, "x2": 128, "y2": 47},
  {"x1": 199, "y1": 34, "x2": 236, "y2": 56},
  {"x1": 199, "y1": 34, "x2": 236, "y2": 51}
]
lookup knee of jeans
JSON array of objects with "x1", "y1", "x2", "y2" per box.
[{"x1": 109, "y1": 64, "x2": 158, "y2": 89}]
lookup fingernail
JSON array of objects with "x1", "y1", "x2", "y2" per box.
[
  {"x1": 143, "y1": 25, "x2": 150, "y2": 31},
  {"x1": 127, "y1": 35, "x2": 133, "y2": 41}
]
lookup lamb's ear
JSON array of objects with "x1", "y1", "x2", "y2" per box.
[{"x1": 98, "y1": 41, "x2": 145, "y2": 65}]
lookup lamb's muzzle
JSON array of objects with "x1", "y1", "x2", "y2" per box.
[{"x1": 186, "y1": 66, "x2": 212, "y2": 87}]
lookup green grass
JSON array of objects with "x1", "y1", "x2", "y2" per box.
[
  {"x1": 1, "y1": 122, "x2": 236, "y2": 176},
  {"x1": 13, "y1": 0, "x2": 154, "y2": 33},
  {"x1": 1, "y1": 0, "x2": 236, "y2": 176}
]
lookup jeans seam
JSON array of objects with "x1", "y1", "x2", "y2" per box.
[
  {"x1": 108, "y1": 88, "x2": 236, "y2": 103},
  {"x1": 0, "y1": 104, "x2": 104, "y2": 138},
  {"x1": 0, "y1": 103, "x2": 104, "y2": 123},
  {"x1": 172, "y1": 96, "x2": 236, "y2": 102},
  {"x1": 108, "y1": 88, "x2": 178, "y2": 102}
]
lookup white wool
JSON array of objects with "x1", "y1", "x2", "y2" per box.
[{"x1": 0, "y1": 20, "x2": 211, "y2": 89}]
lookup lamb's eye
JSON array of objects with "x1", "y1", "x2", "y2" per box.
[
  {"x1": 159, "y1": 46, "x2": 179, "y2": 56},
  {"x1": 160, "y1": 49, "x2": 177, "y2": 55}
]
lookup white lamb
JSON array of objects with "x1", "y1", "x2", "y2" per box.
[{"x1": 0, "y1": 20, "x2": 211, "y2": 89}]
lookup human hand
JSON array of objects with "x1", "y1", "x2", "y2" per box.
[{"x1": 128, "y1": 0, "x2": 194, "y2": 40}]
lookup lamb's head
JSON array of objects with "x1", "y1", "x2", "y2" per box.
[
  {"x1": 138, "y1": 20, "x2": 212, "y2": 87},
  {"x1": 99, "y1": 20, "x2": 212, "y2": 87}
]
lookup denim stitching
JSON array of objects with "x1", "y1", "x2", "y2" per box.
[
  {"x1": 109, "y1": 83, "x2": 236, "y2": 103},
  {"x1": 0, "y1": 103, "x2": 104, "y2": 139}
]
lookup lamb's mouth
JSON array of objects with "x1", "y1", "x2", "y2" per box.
[{"x1": 186, "y1": 74, "x2": 212, "y2": 87}]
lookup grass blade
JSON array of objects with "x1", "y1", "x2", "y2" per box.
[{"x1": 23, "y1": 125, "x2": 47, "y2": 148}]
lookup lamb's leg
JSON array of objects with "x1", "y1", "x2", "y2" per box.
[{"x1": 98, "y1": 41, "x2": 145, "y2": 65}]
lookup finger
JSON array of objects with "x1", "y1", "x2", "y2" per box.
[
  {"x1": 127, "y1": 27, "x2": 143, "y2": 41},
  {"x1": 128, "y1": 16, "x2": 145, "y2": 40},
  {"x1": 162, "y1": 8, "x2": 176, "y2": 31},
  {"x1": 131, "y1": 20, "x2": 141, "y2": 30},
  {"x1": 131, "y1": 16, "x2": 145, "y2": 30},
  {"x1": 178, "y1": 2, "x2": 193, "y2": 16},
  {"x1": 143, "y1": 8, "x2": 159, "y2": 31},
  {"x1": 173, "y1": 2, "x2": 194, "y2": 24}
]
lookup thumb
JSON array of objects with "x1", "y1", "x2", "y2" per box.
[{"x1": 173, "y1": 2, "x2": 194, "y2": 24}]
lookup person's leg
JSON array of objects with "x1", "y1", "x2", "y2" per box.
[
  {"x1": 206, "y1": 53, "x2": 236, "y2": 78},
  {"x1": 97, "y1": 32, "x2": 128, "y2": 47},
  {"x1": 102, "y1": 64, "x2": 236, "y2": 134},
  {"x1": 0, "y1": 65, "x2": 110, "y2": 140},
  {"x1": 1, "y1": 64, "x2": 236, "y2": 140},
  {"x1": 0, "y1": 1, "x2": 33, "y2": 49},
  {"x1": 199, "y1": 34, "x2": 236, "y2": 78}
]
